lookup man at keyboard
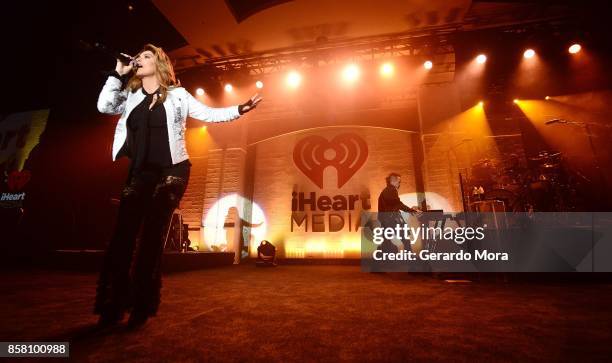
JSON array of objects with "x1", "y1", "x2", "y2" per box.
[{"x1": 377, "y1": 173, "x2": 421, "y2": 253}]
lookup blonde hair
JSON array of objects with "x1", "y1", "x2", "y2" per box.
[{"x1": 126, "y1": 43, "x2": 179, "y2": 104}]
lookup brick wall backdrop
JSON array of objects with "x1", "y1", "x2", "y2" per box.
[
  {"x1": 177, "y1": 80, "x2": 528, "y2": 259},
  {"x1": 251, "y1": 126, "x2": 416, "y2": 258},
  {"x1": 179, "y1": 122, "x2": 248, "y2": 257},
  {"x1": 179, "y1": 156, "x2": 206, "y2": 239},
  {"x1": 418, "y1": 83, "x2": 465, "y2": 211}
]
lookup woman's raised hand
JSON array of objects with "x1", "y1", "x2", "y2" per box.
[
  {"x1": 115, "y1": 53, "x2": 134, "y2": 76},
  {"x1": 238, "y1": 93, "x2": 263, "y2": 114}
]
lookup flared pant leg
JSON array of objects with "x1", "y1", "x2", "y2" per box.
[
  {"x1": 131, "y1": 174, "x2": 189, "y2": 316},
  {"x1": 94, "y1": 173, "x2": 152, "y2": 315}
]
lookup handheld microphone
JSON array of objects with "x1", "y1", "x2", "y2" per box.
[
  {"x1": 78, "y1": 40, "x2": 139, "y2": 67},
  {"x1": 95, "y1": 42, "x2": 138, "y2": 66}
]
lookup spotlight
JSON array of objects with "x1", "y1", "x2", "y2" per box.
[
  {"x1": 224, "y1": 83, "x2": 233, "y2": 92},
  {"x1": 513, "y1": 99, "x2": 519, "y2": 104},
  {"x1": 476, "y1": 54, "x2": 487, "y2": 64},
  {"x1": 523, "y1": 49, "x2": 535, "y2": 59},
  {"x1": 478, "y1": 101, "x2": 484, "y2": 107},
  {"x1": 342, "y1": 63, "x2": 360, "y2": 82},
  {"x1": 255, "y1": 80, "x2": 264, "y2": 89},
  {"x1": 423, "y1": 60, "x2": 433, "y2": 70},
  {"x1": 545, "y1": 96, "x2": 550, "y2": 100},
  {"x1": 196, "y1": 88, "x2": 205, "y2": 96},
  {"x1": 286, "y1": 71, "x2": 302, "y2": 89},
  {"x1": 568, "y1": 43, "x2": 581, "y2": 54},
  {"x1": 380, "y1": 62, "x2": 394, "y2": 77}
]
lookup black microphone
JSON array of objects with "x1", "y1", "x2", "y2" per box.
[{"x1": 78, "y1": 40, "x2": 139, "y2": 67}]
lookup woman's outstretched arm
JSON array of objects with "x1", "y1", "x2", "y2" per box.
[{"x1": 186, "y1": 91, "x2": 263, "y2": 122}]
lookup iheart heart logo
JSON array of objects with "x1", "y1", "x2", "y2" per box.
[
  {"x1": 293, "y1": 133, "x2": 368, "y2": 189},
  {"x1": 7, "y1": 170, "x2": 31, "y2": 192}
]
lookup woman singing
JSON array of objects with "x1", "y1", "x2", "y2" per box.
[{"x1": 94, "y1": 44, "x2": 261, "y2": 328}]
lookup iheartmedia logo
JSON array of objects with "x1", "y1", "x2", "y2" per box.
[
  {"x1": 1, "y1": 192, "x2": 25, "y2": 201},
  {"x1": 292, "y1": 133, "x2": 368, "y2": 188}
]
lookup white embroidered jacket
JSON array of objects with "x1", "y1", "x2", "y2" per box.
[{"x1": 96, "y1": 75, "x2": 241, "y2": 164}]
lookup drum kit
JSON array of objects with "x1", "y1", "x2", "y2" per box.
[{"x1": 465, "y1": 151, "x2": 586, "y2": 212}]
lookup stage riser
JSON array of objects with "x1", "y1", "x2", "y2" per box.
[{"x1": 43, "y1": 251, "x2": 235, "y2": 273}]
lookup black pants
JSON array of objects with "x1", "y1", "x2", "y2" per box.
[{"x1": 94, "y1": 160, "x2": 190, "y2": 317}]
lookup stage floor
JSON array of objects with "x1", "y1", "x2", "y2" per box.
[{"x1": 1, "y1": 265, "x2": 611, "y2": 362}]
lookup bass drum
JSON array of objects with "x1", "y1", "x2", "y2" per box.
[{"x1": 528, "y1": 180, "x2": 556, "y2": 211}]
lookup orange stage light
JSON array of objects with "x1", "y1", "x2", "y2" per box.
[
  {"x1": 286, "y1": 71, "x2": 302, "y2": 89},
  {"x1": 380, "y1": 62, "x2": 394, "y2": 77},
  {"x1": 342, "y1": 64, "x2": 360, "y2": 82},
  {"x1": 568, "y1": 43, "x2": 582, "y2": 54}
]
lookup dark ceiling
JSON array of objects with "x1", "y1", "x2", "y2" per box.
[
  {"x1": 2, "y1": 0, "x2": 611, "y2": 115},
  {"x1": 2, "y1": 0, "x2": 187, "y2": 114},
  {"x1": 225, "y1": 0, "x2": 293, "y2": 23}
]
